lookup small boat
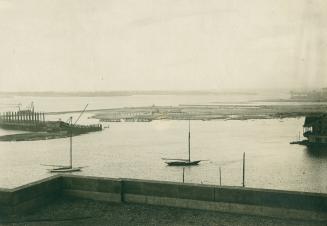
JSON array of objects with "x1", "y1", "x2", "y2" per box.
[
  {"x1": 165, "y1": 121, "x2": 201, "y2": 166},
  {"x1": 49, "y1": 166, "x2": 82, "y2": 173},
  {"x1": 42, "y1": 164, "x2": 85, "y2": 173},
  {"x1": 49, "y1": 166, "x2": 83, "y2": 173},
  {"x1": 166, "y1": 160, "x2": 201, "y2": 166}
]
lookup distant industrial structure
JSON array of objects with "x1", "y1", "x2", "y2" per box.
[
  {"x1": 0, "y1": 103, "x2": 102, "y2": 140},
  {"x1": 290, "y1": 88, "x2": 327, "y2": 102},
  {"x1": 0, "y1": 109, "x2": 46, "y2": 131}
]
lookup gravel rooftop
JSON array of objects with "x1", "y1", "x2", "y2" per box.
[{"x1": 0, "y1": 198, "x2": 325, "y2": 226}]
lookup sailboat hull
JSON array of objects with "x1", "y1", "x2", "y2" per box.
[
  {"x1": 49, "y1": 166, "x2": 82, "y2": 173},
  {"x1": 166, "y1": 160, "x2": 201, "y2": 166},
  {"x1": 165, "y1": 121, "x2": 201, "y2": 166}
]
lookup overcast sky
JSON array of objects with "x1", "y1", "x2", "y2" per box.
[{"x1": 0, "y1": 0, "x2": 326, "y2": 92}]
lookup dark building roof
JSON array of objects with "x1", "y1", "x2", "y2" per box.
[{"x1": 304, "y1": 114, "x2": 327, "y2": 127}]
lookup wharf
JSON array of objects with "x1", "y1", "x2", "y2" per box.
[{"x1": 0, "y1": 110, "x2": 102, "y2": 141}]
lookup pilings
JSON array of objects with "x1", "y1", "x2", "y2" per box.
[
  {"x1": 0, "y1": 111, "x2": 45, "y2": 124},
  {"x1": 0, "y1": 111, "x2": 46, "y2": 132},
  {"x1": 0, "y1": 110, "x2": 101, "y2": 134}
]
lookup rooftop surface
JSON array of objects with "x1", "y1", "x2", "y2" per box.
[{"x1": 1, "y1": 197, "x2": 325, "y2": 226}]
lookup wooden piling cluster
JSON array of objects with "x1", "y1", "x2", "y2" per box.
[
  {"x1": 0, "y1": 110, "x2": 46, "y2": 131},
  {"x1": 0, "y1": 110, "x2": 45, "y2": 124}
]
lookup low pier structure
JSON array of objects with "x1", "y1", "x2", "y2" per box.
[{"x1": 0, "y1": 109, "x2": 102, "y2": 140}]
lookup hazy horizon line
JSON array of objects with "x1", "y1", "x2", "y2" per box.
[
  {"x1": 0, "y1": 87, "x2": 320, "y2": 93},
  {"x1": 0, "y1": 88, "x2": 320, "y2": 97}
]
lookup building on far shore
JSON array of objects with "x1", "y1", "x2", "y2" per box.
[
  {"x1": 290, "y1": 88, "x2": 327, "y2": 101},
  {"x1": 303, "y1": 114, "x2": 327, "y2": 144}
]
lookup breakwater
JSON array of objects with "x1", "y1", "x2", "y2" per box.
[{"x1": 1, "y1": 175, "x2": 326, "y2": 222}]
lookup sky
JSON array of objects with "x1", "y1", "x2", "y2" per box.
[{"x1": 0, "y1": 0, "x2": 326, "y2": 92}]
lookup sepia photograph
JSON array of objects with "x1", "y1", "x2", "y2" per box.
[{"x1": 0, "y1": 0, "x2": 326, "y2": 225}]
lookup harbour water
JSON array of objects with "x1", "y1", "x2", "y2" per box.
[{"x1": 0, "y1": 93, "x2": 326, "y2": 193}]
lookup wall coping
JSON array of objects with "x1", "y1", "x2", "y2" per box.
[{"x1": 1, "y1": 174, "x2": 326, "y2": 197}]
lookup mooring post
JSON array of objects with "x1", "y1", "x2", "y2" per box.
[
  {"x1": 182, "y1": 167, "x2": 185, "y2": 183},
  {"x1": 242, "y1": 152, "x2": 245, "y2": 187},
  {"x1": 219, "y1": 167, "x2": 222, "y2": 186},
  {"x1": 70, "y1": 116, "x2": 73, "y2": 168}
]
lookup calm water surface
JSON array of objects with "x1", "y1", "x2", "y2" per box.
[
  {"x1": 0, "y1": 94, "x2": 326, "y2": 193},
  {"x1": 0, "y1": 117, "x2": 326, "y2": 193}
]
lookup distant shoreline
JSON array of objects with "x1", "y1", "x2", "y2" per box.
[
  {"x1": 0, "y1": 90, "x2": 258, "y2": 97},
  {"x1": 45, "y1": 104, "x2": 327, "y2": 121},
  {"x1": 2, "y1": 103, "x2": 327, "y2": 141}
]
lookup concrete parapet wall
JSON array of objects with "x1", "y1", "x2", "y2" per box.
[
  {"x1": 1, "y1": 175, "x2": 326, "y2": 222},
  {"x1": 62, "y1": 175, "x2": 122, "y2": 203},
  {"x1": 0, "y1": 189, "x2": 12, "y2": 214},
  {"x1": 0, "y1": 175, "x2": 62, "y2": 214},
  {"x1": 122, "y1": 179, "x2": 214, "y2": 201},
  {"x1": 214, "y1": 186, "x2": 327, "y2": 212},
  {"x1": 123, "y1": 193, "x2": 326, "y2": 221},
  {"x1": 121, "y1": 178, "x2": 327, "y2": 221}
]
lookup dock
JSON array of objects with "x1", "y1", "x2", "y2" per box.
[{"x1": 0, "y1": 109, "x2": 102, "y2": 141}]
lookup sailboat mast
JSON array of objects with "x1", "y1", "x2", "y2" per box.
[
  {"x1": 69, "y1": 116, "x2": 73, "y2": 168},
  {"x1": 188, "y1": 120, "x2": 190, "y2": 162}
]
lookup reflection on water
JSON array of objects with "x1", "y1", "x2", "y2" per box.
[
  {"x1": 0, "y1": 117, "x2": 326, "y2": 194},
  {"x1": 305, "y1": 146, "x2": 327, "y2": 158}
]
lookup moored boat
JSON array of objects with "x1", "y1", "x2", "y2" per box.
[
  {"x1": 166, "y1": 160, "x2": 201, "y2": 166},
  {"x1": 164, "y1": 121, "x2": 201, "y2": 166},
  {"x1": 302, "y1": 114, "x2": 327, "y2": 146}
]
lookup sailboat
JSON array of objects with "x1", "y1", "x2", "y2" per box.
[
  {"x1": 164, "y1": 120, "x2": 201, "y2": 166},
  {"x1": 49, "y1": 116, "x2": 83, "y2": 173},
  {"x1": 47, "y1": 104, "x2": 89, "y2": 173}
]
